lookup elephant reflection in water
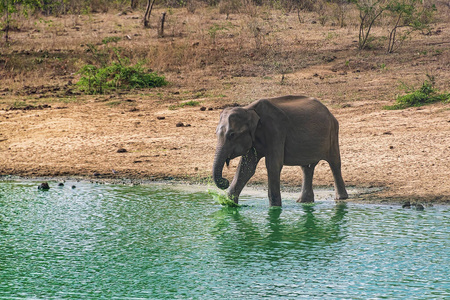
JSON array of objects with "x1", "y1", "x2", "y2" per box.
[{"x1": 211, "y1": 203, "x2": 348, "y2": 261}]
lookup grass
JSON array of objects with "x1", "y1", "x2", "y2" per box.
[
  {"x1": 77, "y1": 58, "x2": 168, "y2": 95},
  {"x1": 384, "y1": 79, "x2": 450, "y2": 110},
  {"x1": 0, "y1": 4, "x2": 449, "y2": 110},
  {"x1": 168, "y1": 100, "x2": 201, "y2": 110}
]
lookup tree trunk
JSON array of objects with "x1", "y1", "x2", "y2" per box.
[
  {"x1": 143, "y1": 0, "x2": 156, "y2": 28},
  {"x1": 5, "y1": 0, "x2": 10, "y2": 43},
  {"x1": 158, "y1": 12, "x2": 166, "y2": 37}
]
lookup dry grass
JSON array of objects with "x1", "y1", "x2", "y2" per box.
[{"x1": 1, "y1": 4, "x2": 449, "y2": 97}]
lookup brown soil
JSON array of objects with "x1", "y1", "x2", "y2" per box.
[{"x1": 0, "y1": 7, "x2": 449, "y2": 204}]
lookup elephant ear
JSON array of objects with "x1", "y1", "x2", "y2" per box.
[{"x1": 247, "y1": 109, "x2": 260, "y2": 142}]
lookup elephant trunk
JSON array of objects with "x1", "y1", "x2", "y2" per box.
[{"x1": 212, "y1": 146, "x2": 230, "y2": 190}]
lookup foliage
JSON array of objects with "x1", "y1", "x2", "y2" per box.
[
  {"x1": 208, "y1": 22, "x2": 231, "y2": 44},
  {"x1": 351, "y1": 0, "x2": 436, "y2": 52},
  {"x1": 384, "y1": 77, "x2": 450, "y2": 110},
  {"x1": 351, "y1": 0, "x2": 387, "y2": 50},
  {"x1": 0, "y1": 0, "x2": 42, "y2": 42},
  {"x1": 77, "y1": 55, "x2": 167, "y2": 94},
  {"x1": 385, "y1": 0, "x2": 435, "y2": 53}
]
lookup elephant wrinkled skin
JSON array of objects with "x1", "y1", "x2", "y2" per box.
[{"x1": 212, "y1": 95, "x2": 348, "y2": 207}]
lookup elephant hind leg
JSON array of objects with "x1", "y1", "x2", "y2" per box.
[
  {"x1": 297, "y1": 162, "x2": 318, "y2": 203},
  {"x1": 328, "y1": 159, "x2": 348, "y2": 200}
]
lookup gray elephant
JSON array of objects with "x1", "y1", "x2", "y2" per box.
[{"x1": 212, "y1": 95, "x2": 348, "y2": 206}]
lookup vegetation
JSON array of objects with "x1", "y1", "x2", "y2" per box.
[
  {"x1": 208, "y1": 190, "x2": 241, "y2": 207},
  {"x1": 384, "y1": 76, "x2": 450, "y2": 110},
  {"x1": 168, "y1": 100, "x2": 200, "y2": 110},
  {"x1": 352, "y1": 0, "x2": 435, "y2": 52},
  {"x1": 77, "y1": 57, "x2": 167, "y2": 94},
  {"x1": 0, "y1": 0, "x2": 448, "y2": 108}
]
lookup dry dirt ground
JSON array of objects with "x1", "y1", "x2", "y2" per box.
[{"x1": 0, "y1": 7, "x2": 449, "y2": 204}]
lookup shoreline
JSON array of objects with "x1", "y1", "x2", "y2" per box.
[{"x1": 2, "y1": 175, "x2": 448, "y2": 206}]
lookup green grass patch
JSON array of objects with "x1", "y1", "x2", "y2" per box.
[
  {"x1": 77, "y1": 56, "x2": 167, "y2": 95},
  {"x1": 169, "y1": 100, "x2": 200, "y2": 110},
  {"x1": 384, "y1": 79, "x2": 450, "y2": 110}
]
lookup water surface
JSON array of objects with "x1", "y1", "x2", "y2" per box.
[{"x1": 0, "y1": 181, "x2": 449, "y2": 299}]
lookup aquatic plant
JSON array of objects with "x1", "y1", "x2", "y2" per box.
[{"x1": 208, "y1": 190, "x2": 241, "y2": 207}]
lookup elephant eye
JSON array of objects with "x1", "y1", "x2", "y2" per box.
[{"x1": 227, "y1": 132, "x2": 235, "y2": 140}]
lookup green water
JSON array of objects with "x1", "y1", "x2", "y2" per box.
[{"x1": 0, "y1": 181, "x2": 449, "y2": 299}]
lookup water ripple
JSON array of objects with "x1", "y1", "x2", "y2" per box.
[{"x1": 0, "y1": 181, "x2": 449, "y2": 299}]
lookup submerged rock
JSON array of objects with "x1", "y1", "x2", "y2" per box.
[
  {"x1": 38, "y1": 182, "x2": 50, "y2": 190},
  {"x1": 415, "y1": 204, "x2": 425, "y2": 211}
]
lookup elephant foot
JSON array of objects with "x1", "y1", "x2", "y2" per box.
[
  {"x1": 297, "y1": 192, "x2": 314, "y2": 203},
  {"x1": 335, "y1": 191, "x2": 349, "y2": 200}
]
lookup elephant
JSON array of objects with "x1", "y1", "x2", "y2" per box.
[{"x1": 212, "y1": 95, "x2": 348, "y2": 207}]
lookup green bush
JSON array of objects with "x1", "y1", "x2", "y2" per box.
[
  {"x1": 384, "y1": 80, "x2": 449, "y2": 110},
  {"x1": 77, "y1": 60, "x2": 167, "y2": 94}
]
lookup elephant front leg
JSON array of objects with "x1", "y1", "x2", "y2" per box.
[
  {"x1": 298, "y1": 163, "x2": 318, "y2": 203},
  {"x1": 228, "y1": 148, "x2": 261, "y2": 204},
  {"x1": 266, "y1": 158, "x2": 283, "y2": 207}
]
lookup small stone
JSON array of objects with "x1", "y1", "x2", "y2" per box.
[
  {"x1": 415, "y1": 204, "x2": 425, "y2": 211},
  {"x1": 157, "y1": 116, "x2": 165, "y2": 120},
  {"x1": 38, "y1": 182, "x2": 50, "y2": 190},
  {"x1": 200, "y1": 106, "x2": 206, "y2": 111},
  {"x1": 117, "y1": 148, "x2": 127, "y2": 153},
  {"x1": 402, "y1": 201, "x2": 411, "y2": 209},
  {"x1": 58, "y1": 182, "x2": 64, "y2": 187},
  {"x1": 176, "y1": 122, "x2": 184, "y2": 127},
  {"x1": 72, "y1": 185, "x2": 76, "y2": 189}
]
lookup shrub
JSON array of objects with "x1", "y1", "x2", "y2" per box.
[
  {"x1": 77, "y1": 60, "x2": 167, "y2": 95},
  {"x1": 384, "y1": 78, "x2": 450, "y2": 110}
]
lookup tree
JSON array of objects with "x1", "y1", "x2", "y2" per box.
[
  {"x1": 385, "y1": 0, "x2": 434, "y2": 53},
  {"x1": 143, "y1": 0, "x2": 156, "y2": 28},
  {"x1": 1, "y1": 0, "x2": 42, "y2": 43},
  {"x1": 353, "y1": 0, "x2": 388, "y2": 50}
]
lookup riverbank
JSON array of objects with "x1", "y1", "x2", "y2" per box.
[{"x1": 1, "y1": 8, "x2": 449, "y2": 204}]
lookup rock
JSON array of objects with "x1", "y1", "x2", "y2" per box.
[
  {"x1": 157, "y1": 116, "x2": 165, "y2": 120},
  {"x1": 415, "y1": 204, "x2": 425, "y2": 211},
  {"x1": 38, "y1": 182, "x2": 50, "y2": 190},
  {"x1": 200, "y1": 106, "x2": 206, "y2": 111},
  {"x1": 176, "y1": 122, "x2": 184, "y2": 127},
  {"x1": 117, "y1": 148, "x2": 127, "y2": 153},
  {"x1": 58, "y1": 182, "x2": 64, "y2": 187},
  {"x1": 72, "y1": 185, "x2": 76, "y2": 189},
  {"x1": 402, "y1": 201, "x2": 411, "y2": 209}
]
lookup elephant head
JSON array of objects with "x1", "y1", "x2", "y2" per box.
[{"x1": 213, "y1": 107, "x2": 260, "y2": 190}]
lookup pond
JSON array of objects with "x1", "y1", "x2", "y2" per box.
[{"x1": 0, "y1": 181, "x2": 449, "y2": 299}]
